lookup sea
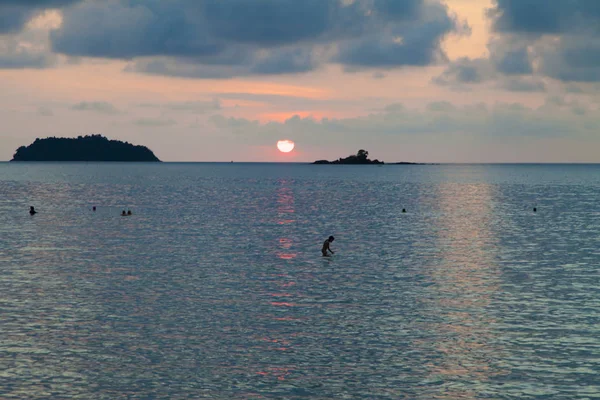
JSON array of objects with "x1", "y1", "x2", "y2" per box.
[{"x1": 0, "y1": 162, "x2": 599, "y2": 399}]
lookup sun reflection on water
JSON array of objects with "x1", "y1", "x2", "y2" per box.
[{"x1": 423, "y1": 182, "x2": 505, "y2": 398}]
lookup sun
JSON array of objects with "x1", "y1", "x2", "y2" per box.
[{"x1": 277, "y1": 139, "x2": 295, "y2": 153}]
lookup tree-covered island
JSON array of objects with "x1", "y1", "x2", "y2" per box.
[
  {"x1": 313, "y1": 150, "x2": 384, "y2": 164},
  {"x1": 313, "y1": 149, "x2": 430, "y2": 165},
  {"x1": 11, "y1": 135, "x2": 160, "y2": 162}
]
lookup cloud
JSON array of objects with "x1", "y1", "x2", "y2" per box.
[
  {"x1": 50, "y1": 0, "x2": 466, "y2": 78},
  {"x1": 129, "y1": 45, "x2": 323, "y2": 78},
  {"x1": 72, "y1": 101, "x2": 119, "y2": 114},
  {"x1": 139, "y1": 99, "x2": 221, "y2": 113},
  {"x1": 427, "y1": 101, "x2": 456, "y2": 112},
  {"x1": 538, "y1": 37, "x2": 600, "y2": 82},
  {"x1": 433, "y1": 1, "x2": 600, "y2": 87},
  {"x1": 488, "y1": 0, "x2": 600, "y2": 35},
  {"x1": 336, "y1": 2, "x2": 465, "y2": 69},
  {"x1": 250, "y1": 47, "x2": 317, "y2": 75},
  {"x1": 37, "y1": 106, "x2": 53, "y2": 116},
  {"x1": 433, "y1": 57, "x2": 495, "y2": 85},
  {"x1": 484, "y1": 0, "x2": 600, "y2": 82},
  {"x1": 383, "y1": 103, "x2": 405, "y2": 113},
  {"x1": 126, "y1": 58, "x2": 245, "y2": 80},
  {"x1": 208, "y1": 101, "x2": 592, "y2": 152},
  {"x1": 0, "y1": 38, "x2": 52, "y2": 68},
  {"x1": 538, "y1": 95, "x2": 590, "y2": 117},
  {"x1": 434, "y1": 36, "x2": 537, "y2": 87},
  {"x1": 134, "y1": 118, "x2": 176, "y2": 127},
  {"x1": 498, "y1": 77, "x2": 546, "y2": 92},
  {"x1": 0, "y1": 12, "x2": 58, "y2": 69},
  {"x1": 51, "y1": 1, "x2": 222, "y2": 59},
  {"x1": 202, "y1": 0, "x2": 335, "y2": 46},
  {"x1": 0, "y1": 0, "x2": 80, "y2": 34},
  {"x1": 493, "y1": 46, "x2": 532, "y2": 75}
]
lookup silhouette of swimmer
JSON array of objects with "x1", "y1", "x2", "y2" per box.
[
  {"x1": 29, "y1": 206, "x2": 37, "y2": 215},
  {"x1": 322, "y1": 236, "x2": 335, "y2": 257},
  {"x1": 533, "y1": 207, "x2": 537, "y2": 213},
  {"x1": 127, "y1": 210, "x2": 132, "y2": 215},
  {"x1": 121, "y1": 210, "x2": 127, "y2": 216},
  {"x1": 92, "y1": 206, "x2": 96, "y2": 211}
]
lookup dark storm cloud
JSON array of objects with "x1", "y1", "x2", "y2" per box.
[
  {"x1": 49, "y1": 0, "x2": 465, "y2": 77},
  {"x1": 250, "y1": 48, "x2": 316, "y2": 75},
  {"x1": 128, "y1": 46, "x2": 318, "y2": 78},
  {"x1": 0, "y1": 0, "x2": 80, "y2": 34},
  {"x1": 488, "y1": 0, "x2": 600, "y2": 35},
  {"x1": 202, "y1": 0, "x2": 334, "y2": 46},
  {"x1": 539, "y1": 38, "x2": 600, "y2": 82},
  {"x1": 51, "y1": 0, "x2": 338, "y2": 58},
  {"x1": 337, "y1": 23, "x2": 450, "y2": 68},
  {"x1": 336, "y1": 2, "x2": 464, "y2": 68},
  {"x1": 486, "y1": 0, "x2": 600, "y2": 82},
  {"x1": 373, "y1": 0, "x2": 421, "y2": 20},
  {"x1": 0, "y1": 0, "x2": 78, "y2": 4},
  {"x1": 51, "y1": 1, "x2": 223, "y2": 59}
]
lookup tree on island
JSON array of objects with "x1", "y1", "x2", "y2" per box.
[
  {"x1": 356, "y1": 149, "x2": 368, "y2": 162},
  {"x1": 313, "y1": 149, "x2": 384, "y2": 164},
  {"x1": 11, "y1": 134, "x2": 160, "y2": 162}
]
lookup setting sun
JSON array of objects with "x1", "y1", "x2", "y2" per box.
[{"x1": 277, "y1": 140, "x2": 295, "y2": 153}]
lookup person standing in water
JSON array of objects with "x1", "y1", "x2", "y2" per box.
[
  {"x1": 322, "y1": 236, "x2": 335, "y2": 257},
  {"x1": 29, "y1": 206, "x2": 37, "y2": 215}
]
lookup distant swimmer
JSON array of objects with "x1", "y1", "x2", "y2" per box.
[
  {"x1": 322, "y1": 236, "x2": 335, "y2": 257},
  {"x1": 127, "y1": 210, "x2": 132, "y2": 215},
  {"x1": 121, "y1": 210, "x2": 127, "y2": 216},
  {"x1": 92, "y1": 206, "x2": 96, "y2": 212},
  {"x1": 29, "y1": 206, "x2": 37, "y2": 215}
]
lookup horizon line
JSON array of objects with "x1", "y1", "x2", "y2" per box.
[{"x1": 2, "y1": 161, "x2": 600, "y2": 165}]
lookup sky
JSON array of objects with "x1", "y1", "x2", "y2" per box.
[{"x1": 1, "y1": 0, "x2": 599, "y2": 163}]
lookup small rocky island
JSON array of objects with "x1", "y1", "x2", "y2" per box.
[
  {"x1": 313, "y1": 150, "x2": 384, "y2": 165},
  {"x1": 11, "y1": 135, "x2": 160, "y2": 162}
]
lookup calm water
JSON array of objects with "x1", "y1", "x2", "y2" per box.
[{"x1": 1, "y1": 163, "x2": 599, "y2": 399}]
